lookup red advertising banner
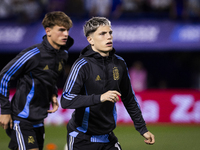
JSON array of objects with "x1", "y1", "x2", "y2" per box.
[
  {"x1": 7, "y1": 89, "x2": 200, "y2": 125},
  {"x1": 134, "y1": 89, "x2": 200, "y2": 124}
]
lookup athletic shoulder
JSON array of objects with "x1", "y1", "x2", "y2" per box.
[
  {"x1": 114, "y1": 54, "x2": 127, "y2": 66},
  {"x1": 19, "y1": 43, "x2": 41, "y2": 56},
  {"x1": 114, "y1": 54, "x2": 125, "y2": 62},
  {"x1": 72, "y1": 57, "x2": 88, "y2": 68}
]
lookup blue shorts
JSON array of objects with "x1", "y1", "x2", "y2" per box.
[{"x1": 6, "y1": 120, "x2": 44, "y2": 150}]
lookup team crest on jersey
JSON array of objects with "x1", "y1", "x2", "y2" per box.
[
  {"x1": 28, "y1": 136, "x2": 35, "y2": 144},
  {"x1": 113, "y1": 67, "x2": 119, "y2": 80},
  {"x1": 95, "y1": 75, "x2": 101, "y2": 81}
]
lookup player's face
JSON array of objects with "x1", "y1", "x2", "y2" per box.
[
  {"x1": 46, "y1": 25, "x2": 69, "y2": 50},
  {"x1": 88, "y1": 25, "x2": 113, "y2": 56}
]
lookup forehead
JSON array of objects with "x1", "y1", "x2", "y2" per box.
[
  {"x1": 52, "y1": 25, "x2": 68, "y2": 30},
  {"x1": 95, "y1": 25, "x2": 112, "y2": 33}
]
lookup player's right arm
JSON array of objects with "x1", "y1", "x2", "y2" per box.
[
  {"x1": 61, "y1": 58, "x2": 102, "y2": 109},
  {"x1": 61, "y1": 58, "x2": 122, "y2": 109},
  {"x1": 100, "y1": 90, "x2": 121, "y2": 103},
  {"x1": 0, "y1": 47, "x2": 40, "y2": 128}
]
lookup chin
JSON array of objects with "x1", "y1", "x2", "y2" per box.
[
  {"x1": 108, "y1": 47, "x2": 113, "y2": 51},
  {"x1": 58, "y1": 43, "x2": 66, "y2": 47}
]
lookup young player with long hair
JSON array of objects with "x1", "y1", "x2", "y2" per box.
[{"x1": 0, "y1": 11, "x2": 74, "y2": 150}]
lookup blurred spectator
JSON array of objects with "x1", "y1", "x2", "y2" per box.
[
  {"x1": 46, "y1": 0, "x2": 68, "y2": 12},
  {"x1": 0, "y1": 0, "x2": 13, "y2": 19},
  {"x1": 170, "y1": 0, "x2": 189, "y2": 20},
  {"x1": 150, "y1": 0, "x2": 172, "y2": 10},
  {"x1": 110, "y1": 0, "x2": 123, "y2": 19},
  {"x1": 64, "y1": 0, "x2": 85, "y2": 18},
  {"x1": 84, "y1": 0, "x2": 122, "y2": 19},
  {"x1": 129, "y1": 61, "x2": 147, "y2": 92},
  {"x1": 149, "y1": 0, "x2": 172, "y2": 16},
  {"x1": 122, "y1": 0, "x2": 142, "y2": 13},
  {"x1": 89, "y1": 0, "x2": 112, "y2": 18},
  {"x1": 24, "y1": 0, "x2": 43, "y2": 23},
  {"x1": 187, "y1": 0, "x2": 200, "y2": 20},
  {"x1": 12, "y1": 0, "x2": 43, "y2": 24},
  {"x1": 82, "y1": 0, "x2": 92, "y2": 16},
  {"x1": 158, "y1": 79, "x2": 168, "y2": 89}
]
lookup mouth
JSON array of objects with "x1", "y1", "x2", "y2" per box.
[
  {"x1": 106, "y1": 41, "x2": 113, "y2": 47},
  {"x1": 62, "y1": 38, "x2": 68, "y2": 42}
]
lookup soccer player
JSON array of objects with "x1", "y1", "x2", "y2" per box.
[
  {"x1": 0, "y1": 11, "x2": 73, "y2": 150},
  {"x1": 61, "y1": 17, "x2": 155, "y2": 150}
]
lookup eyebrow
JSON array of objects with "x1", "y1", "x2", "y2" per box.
[
  {"x1": 99, "y1": 31, "x2": 107, "y2": 34},
  {"x1": 59, "y1": 27, "x2": 68, "y2": 31},
  {"x1": 99, "y1": 30, "x2": 112, "y2": 34}
]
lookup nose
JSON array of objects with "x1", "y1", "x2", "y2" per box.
[
  {"x1": 64, "y1": 30, "x2": 69, "y2": 37},
  {"x1": 107, "y1": 33, "x2": 112, "y2": 39}
]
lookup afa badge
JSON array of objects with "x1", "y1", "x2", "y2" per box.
[
  {"x1": 113, "y1": 67, "x2": 119, "y2": 80},
  {"x1": 28, "y1": 136, "x2": 35, "y2": 144}
]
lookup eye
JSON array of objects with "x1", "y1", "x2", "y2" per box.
[
  {"x1": 59, "y1": 29, "x2": 66, "y2": 32},
  {"x1": 100, "y1": 32, "x2": 106, "y2": 35}
]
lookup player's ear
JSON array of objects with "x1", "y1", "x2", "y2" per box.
[
  {"x1": 87, "y1": 36, "x2": 94, "y2": 45},
  {"x1": 45, "y1": 27, "x2": 52, "y2": 37}
]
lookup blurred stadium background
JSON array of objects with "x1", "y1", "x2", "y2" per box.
[{"x1": 0, "y1": 0, "x2": 200, "y2": 149}]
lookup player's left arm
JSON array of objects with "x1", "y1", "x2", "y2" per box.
[
  {"x1": 118, "y1": 59, "x2": 149, "y2": 135},
  {"x1": 143, "y1": 131, "x2": 155, "y2": 145},
  {"x1": 47, "y1": 94, "x2": 59, "y2": 113}
]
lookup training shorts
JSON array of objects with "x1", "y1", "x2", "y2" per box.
[
  {"x1": 67, "y1": 124, "x2": 122, "y2": 150},
  {"x1": 6, "y1": 120, "x2": 44, "y2": 150}
]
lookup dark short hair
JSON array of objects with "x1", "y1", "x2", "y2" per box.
[{"x1": 42, "y1": 11, "x2": 73, "y2": 30}]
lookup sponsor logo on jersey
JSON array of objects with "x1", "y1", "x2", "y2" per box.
[
  {"x1": 43, "y1": 65, "x2": 49, "y2": 70},
  {"x1": 95, "y1": 75, "x2": 101, "y2": 81}
]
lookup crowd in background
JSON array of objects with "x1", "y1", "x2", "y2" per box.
[
  {"x1": 0, "y1": 0, "x2": 200, "y2": 24},
  {"x1": 0, "y1": 0, "x2": 200, "y2": 90}
]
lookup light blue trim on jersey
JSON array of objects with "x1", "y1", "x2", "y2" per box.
[
  {"x1": 113, "y1": 103, "x2": 117, "y2": 126},
  {"x1": 91, "y1": 134, "x2": 109, "y2": 143},
  {"x1": 69, "y1": 131, "x2": 79, "y2": 137},
  {"x1": 33, "y1": 123, "x2": 44, "y2": 128},
  {"x1": 77, "y1": 107, "x2": 90, "y2": 133},
  {"x1": 18, "y1": 73, "x2": 35, "y2": 118},
  {"x1": 62, "y1": 58, "x2": 87, "y2": 100},
  {"x1": 64, "y1": 50, "x2": 68, "y2": 54},
  {"x1": 115, "y1": 54, "x2": 141, "y2": 109},
  {"x1": 0, "y1": 48, "x2": 40, "y2": 97}
]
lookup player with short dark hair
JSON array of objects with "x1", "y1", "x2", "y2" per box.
[
  {"x1": 61, "y1": 17, "x2": 155, "y2": 150},
  {"x1": 0, "y1": 11, "x2": 74, "y2": 150}
]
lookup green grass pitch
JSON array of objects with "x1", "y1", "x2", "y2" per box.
[{"x1": 0, "y1": 124, "x2": 200, "y2": 150}]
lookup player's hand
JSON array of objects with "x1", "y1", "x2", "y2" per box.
[
  {"x1": 143, "y1": 131, "x2": 155, "y2": 145},
  {"x1": 0, "y1": 114, "x2": 13, "y2": 129},
  {"x1": 47, "y1": 95, "x2": 59, "y2": 113},
  {"x1": 100, "y1": 90, "x2": 121, "y2": 103}
]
